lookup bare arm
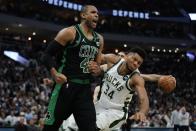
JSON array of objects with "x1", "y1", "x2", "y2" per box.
[
  {"x1": 95, "y1": 34, "x2": 104, "y2": 65},
  {"x1": 100, "y1": 64, "x2": 108, "y2": 72},
  {"x1": 133, "y1": 75, "x2": 149, "y2": 114},
  {"x1": 88, "y1": 34, "x2": 104, "y2": 76},
  {"x1": 54, "y1": 27, "x2": 76, "y2": 46},
  {"x1": 89, "y1": 53, "x2": 121, "y2": 76},
  {"x1": 141, "y1": 74, "x2": 175, "y2": 82},
  {"x1": 141, "y1": 74, "x2": 164, "y2": 82},
  {"x1": 45, "y1": 27, "x2": 75, "y2": 84},
  {"x1": 101, "y1": 54, "x2": 120, "y2": 65},
  {"x1": 130, "y1": 74, "x2": 149, "y2": 121},
  {"x1": 93, "y1": 86, "x2": 101, "y2": 103}
]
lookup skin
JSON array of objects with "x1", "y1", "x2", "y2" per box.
[
  {"x1": 43, "y1": 53, "x2": 176, "y2": 127},
  {"x1": 50, "y1": 5, "x2": 104, "y2": 84},
  {"x1": 100, "y1": 52, "x2": 149, "y2": 122},
  {"x1": 97, "y1": 53, "x2": 175, "y2": 121},
  {"x1": 44, "y1": 51, "x2": 149, "y2": 122}
]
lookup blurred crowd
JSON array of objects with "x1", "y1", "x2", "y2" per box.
[
  {"x1": 0, "y1": 0, "x2": 196, "y2": 130},
  {"x1": 124, "y1": 52, "x2": 196, "y2": 130},
  {"x1": 0, "y1": 44, "x2": 196, "y2": 130},
  {"x1": 0, "y1": 0, "x2": 190, "y2": 39},
  {"x1": 0, "y1": 55, "x2": 50, "y2": 131}
]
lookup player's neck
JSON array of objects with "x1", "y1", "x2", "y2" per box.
[
  {"x1": 119, "y1": 62, "x2": 132, "y2": 76},
  {"x1": 80, "y1": 23, "x2": 93, "y2": 35}
]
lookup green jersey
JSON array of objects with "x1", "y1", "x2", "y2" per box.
[{"x1": 56, "y1": 24, "x2": 100, "y2": 84}]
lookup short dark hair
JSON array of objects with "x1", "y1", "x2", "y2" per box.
[
  {"x1": 128, "y1": 47, "x2": 147, "y2": 60},
  {"x1": 81, "y1": 5, "x2": 93, "y2": 13}
]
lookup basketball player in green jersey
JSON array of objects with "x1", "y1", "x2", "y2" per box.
[
  {"x1": 41, "y1": 5, "x2": 104, "y2": 131},
  {"x1": 62, "y1": 49, "x2": 175, "y2": 131}
]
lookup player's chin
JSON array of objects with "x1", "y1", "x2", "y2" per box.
[
  {"x1": 128, "y1": 66, "x2": 135, "y2": 72},
  {"x1": 91, "y1": 22, "x2": 97, "y2": 28}
]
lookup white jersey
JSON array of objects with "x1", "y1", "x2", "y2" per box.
[
  {"x1": 179, "y1": 111, "x2": 190, "y2": 126},
  {"x1": 64, "y1": 59, "x2": 140, "y2": 131},
  {"x1": 171, "y1": 110, "x2": 180, "y2": 125},
  {"x1": 98, "y1": 59, "x2": 140, "y2": 110}
]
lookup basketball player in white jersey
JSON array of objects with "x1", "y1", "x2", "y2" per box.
[
  {"x1": 44, "y1": 49, "x2": 175, "y2": 131},
  {"x1": 63, "y1": 47, "x2": 149, "y2": 131}
]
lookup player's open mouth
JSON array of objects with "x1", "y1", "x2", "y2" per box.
[
  {"x1": 92, "y1": 20, "x2": 98, "y2": 26},
  {"x1": 93, "y1": 20, "x2": 98, "y2": 23}
]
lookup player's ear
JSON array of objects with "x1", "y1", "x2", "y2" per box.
[{"x1": 80, "y1": 12, "x2": 85, "y2": 19}]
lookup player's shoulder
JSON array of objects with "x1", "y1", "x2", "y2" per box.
[
  {"x1": 96, "y1": 33, "x2": 103, "y2": 38},
  {"x1": 55, "y1": 26, "x2": 76, "y2": 45},
  {"x1": 130, "y1": 73, "x2": 144, "y2": 85},
  {"x1": 96, "y1": 33, "x2": 103, "y2": 42},
  {"x1": 59, "y1": 26, "x2": 76, "y2": 35},
  {"x1": 103, "y1": 53, "x2": 121, "y2": 64}
]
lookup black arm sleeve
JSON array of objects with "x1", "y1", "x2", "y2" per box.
[{"x1": 41, "y1": 40, "x2": 65, "y2": 70}]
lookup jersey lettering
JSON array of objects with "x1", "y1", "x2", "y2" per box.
[
  {"x1": 99, "y1": 59, "x2": 137, "y2": 109},
  {"x1": 104, "y1": 84, "x2": 115, "y2": 99},
  {"x1": 79, "y1": 45, "x2": 98, "y2": 58},
  {"x1": 80, "y1": 57, "x2": 90, "y2": 73},
  {"x1": 104, "y1": 73, "x2": 124, "y2": 91},
  {"x1": 79, "y1": 45, "x2": 98, "y2": 73}
]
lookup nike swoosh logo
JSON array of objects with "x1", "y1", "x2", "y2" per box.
[{"x1": 82, "y1": 38, "x2": 86, "y2": 43}]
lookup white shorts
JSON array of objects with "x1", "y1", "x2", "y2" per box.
[
  {"x1": 63, "y1": 114, "x2": 78, "y2": 131},
  {"x1": 95, "y1": 102, "x2": 127, "y2": 131},
  {"x1": 63, "y1": 103, "x2": 127, "y2": 131}
]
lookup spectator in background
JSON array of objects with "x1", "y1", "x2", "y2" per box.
[
  {"x1": 25, "y1": 109, "x2": 33, "y2": 122},
  {"x1": 171, "y1": 105, "x2": 181, "y2": 131},
  {"x1": 190, "y1": 109, "x2": 196, "y2": 131},
  {"x1": 14, "y1": 116, "x2": 28, "y2": 131},
  {"x1": 179, "y1": 106, "x2": 190, "y2": 131},
  {"x1": 162, "y1": 110, "x2": 172, "y2": 127},
  {"x1": 27, "y1": 117, "x2": 41, "y2": 131},
  {"x1": 0, "y1": 31, "x2": 196, "y2": 130},
  {"x1": 4, "y1": 111, "x2": 18, "y2": 127}
]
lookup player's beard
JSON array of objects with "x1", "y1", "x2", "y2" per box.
[
  {"x1": 126, "y1": 62, "x2": 134, "y2": 74},
  {"x1": 86, "y1": 20, "x2": 97, "y2": 29}
]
